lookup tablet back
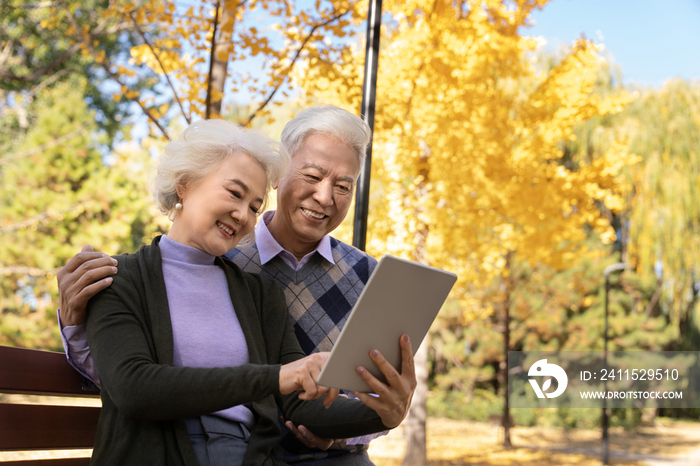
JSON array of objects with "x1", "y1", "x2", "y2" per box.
[{"x1": 316, "y1": 255, "x2": 457, "y2": 392}]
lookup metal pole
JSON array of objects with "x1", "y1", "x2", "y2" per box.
[
  {"x1": 602, "y1": 262, "x2": 629, "y2": 465},
  {"x1": 602, "y1": 275, "x2": 609, "y2": 465},
  {"x1": 352, "y1": 0, "x2": 383, "y2": 251}
]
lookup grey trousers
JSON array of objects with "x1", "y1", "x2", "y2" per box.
[{"x1": 186, "y1": 415, "x2": 251, "y2": 466}]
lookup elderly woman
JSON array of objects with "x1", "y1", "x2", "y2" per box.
[{"x1": 85, "y1": 120, "x2": 391, "y2": 465}]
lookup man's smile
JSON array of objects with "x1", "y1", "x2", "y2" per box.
[{"x1": 301, "y1": 208, "x2": 328, "y2": 220}]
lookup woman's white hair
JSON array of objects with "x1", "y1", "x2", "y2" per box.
[
  {"x1": 280, "y1": 105, "x2": 371, "y2": 172},
  {"x1": 153, "y1": 119, "x2": 289, "y2": 246}
]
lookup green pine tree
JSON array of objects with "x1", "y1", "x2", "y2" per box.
[{"x1": 0, "y1": 77, "x2": 165, "y2": 350}]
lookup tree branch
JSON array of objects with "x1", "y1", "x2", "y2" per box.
[
  {"x1": 242, "y1": 10, "x2": 349, "y2": 125},
  {"x1": 0, "y1": 39, "x2": 12, "y2": 70},
  {"x1": 0, "y1": 14, "x2": 131, "y2": 83},
  {"x1": 27, "y1": 68, "x2": 69, "y2": 99},
  {"x1": 128, "y1": 13, "x2": 190, "y2": 124},
  {"x1": 61, "y1": 4, "x2": 170, "y2": 140},
  {"x1": 0, "y1": 128, "x2": 85, "y2": 166},
  {"x1": 0, "y1": 204, "x2": 81, "y2": 234},
  {"x1": 644, "y1": 281, "x2": 663, "y2": 316},
  {"x1": 205, "y1": 0, "x2": 222, "y2": 120},
  {"x1": 91, "y1": 21, "x2": 135, "y2": 37},
  {"x1": 0, "y1": 43, "x2": 81, "y2": 82},
  {"x1": 403, "y1": 60, "x2": 425, "y2": 121}
]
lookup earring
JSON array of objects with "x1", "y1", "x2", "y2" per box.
[{"x1": 175, "y1": 202, "x2": 182, "y2": 210}]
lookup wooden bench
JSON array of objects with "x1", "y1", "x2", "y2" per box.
[{"x1": 0, "y1": 345, "x2": 100, "y2": 466}]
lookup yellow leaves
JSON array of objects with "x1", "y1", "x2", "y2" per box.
[
  {"x1": 120, "y1": 1, "x2": 136, "y2": 14},
  {"x1": 100, "y1": 0, "x2": 363, "y2": 121},
  {"x1": 118, "y1": 84, "x2": 137, "y2": 100},
  {"x1": 149, "y1": 104, "x2": 170, "y2": 120},
  {"x1": 210, "y1": 88, "x2": 225, "y2": 103},
  {"x1": 94, "y1": 50, "x2": 106, "y2": 63},
  {"x1": 220, "y1": 18, "x2": 236, "y2": 34},
  {"x1": 216, "y1": 48, "x2": 230, "y2": 62},
  {"x1": 130, "y1": 44, "x2": 152, "y2": 63},
  {"x1": 315, "y1": 77, "x2": 330, "y2": 90},
  {"x1": 130, "y1": 44, "x2": 184, "y2": 74},
  {"x1": 115, "y1": 66, "x2": 136, "y2": 78},
  {"x1": 299, "y1": 0, "x2": 638, "y2": 294},
  {"x1": 598, "y1": 227, "x2": 617, "y2": 245}
]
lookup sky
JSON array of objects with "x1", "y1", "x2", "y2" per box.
[
  {"x1": 130, "y1": 0, "x2": 700, "y2": 139},
  {"x1": 525, "y1": 0, "x2": 700, "y2": 88}
]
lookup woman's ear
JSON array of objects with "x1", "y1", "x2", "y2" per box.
[{"x1": 176, "y1": 182, "x2": 187, "y2": 201}]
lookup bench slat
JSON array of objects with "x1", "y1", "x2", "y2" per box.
[
  {"x1": 0, "y1": 458, "x2": 91, "y2": 466},
  {"x1": 0, "y1": 404, "x2": 100, "y2": 450},
  {"x1": 0, "y1": 346, "x2": 98, "y2": 397}
]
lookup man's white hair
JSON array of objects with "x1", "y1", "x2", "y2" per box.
[{"x1": 280, "y1": 105, "x2": 371, "y2": 173}]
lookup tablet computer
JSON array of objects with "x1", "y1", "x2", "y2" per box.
[{"x1": 316, "y1": 255, "x2": 457, "y2": 392}]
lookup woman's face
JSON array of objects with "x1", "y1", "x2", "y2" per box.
[{"x1": 168, "y1": 152, "x2": 267, "y2": 256}]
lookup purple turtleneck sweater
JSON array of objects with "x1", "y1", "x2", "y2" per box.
[{"x1": 159, "y1": 235, "x2": 255, "y2": 428}]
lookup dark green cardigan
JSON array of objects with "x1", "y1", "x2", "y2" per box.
[{"x1": 85, "y1": 236, "x2": 386, "y2": 465}]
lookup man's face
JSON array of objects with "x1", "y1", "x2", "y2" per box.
[{"x1": 271, "y1": 134, "x2": 360, "y2": 256}]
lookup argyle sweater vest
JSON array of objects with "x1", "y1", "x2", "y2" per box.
[{"x1": 225, "y1": 237, "x2": 378, "y2": 462}]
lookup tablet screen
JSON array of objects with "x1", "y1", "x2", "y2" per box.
[{"x1": 317, "y1": 255, "x2": 457, "y2": 392}]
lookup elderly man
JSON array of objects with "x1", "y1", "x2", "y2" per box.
[{"x1": 57, "y1": 105, "x2": 416, "y2": 465}]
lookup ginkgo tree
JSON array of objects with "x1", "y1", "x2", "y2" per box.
[
  {"x1": 2, "y1": 0, "x2": 369, "y2": 137},
  {"x1": 306, "y1": 0, "x2": 639, "y2": 459}
]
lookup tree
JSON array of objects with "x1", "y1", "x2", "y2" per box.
[
  {"x1": 428, "y1": 238, "x2": 674, "y2": 428},
  {"x1": 304, "y1": 0, "x2": 638, "y2": 460},
  {"x1": 0, "y1": 77, "x2": 165, "y2": 349},
  {"x1": 568, "y1": 78, "x2": 700, "y2": 349},
  {"x1": 3, "y1": 0, "x2": 369, "y2": 138},
  {"x1": 0, "y1": 0, "x2": 143, "y2": 137},
  {"x1": 626, "y1": 82, "x2": 699, "y2": 346}
]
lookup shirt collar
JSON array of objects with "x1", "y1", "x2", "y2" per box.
[{"x1": 255, "y1": 210, "x2": 335, "y2": 267}]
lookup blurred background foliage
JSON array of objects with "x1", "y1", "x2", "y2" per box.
[
  {"x1": 424, "y1": 73, "x2": 700, "y2": 429},
  {"x1": 0, "y1": 76, "x2": 168, "y2": 349},
  {"x1": 1, "y1": 0, "x2": 698, "y2": 435}
]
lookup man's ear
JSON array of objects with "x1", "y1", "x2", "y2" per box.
[{"x1": 272, "y1": 173, "x2": 287, "y2": 190}]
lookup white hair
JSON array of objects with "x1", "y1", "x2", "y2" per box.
[
  {"x1": 152, "y1": 119, "x2": 289, "y2": 245},
  {"x1": 280, "y1": 105, "x2": 371, "y2": 173}
]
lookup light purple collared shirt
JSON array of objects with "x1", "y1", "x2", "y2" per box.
[
  {"x1": 255, "y1": 210, "x2": 335, "y2": 270},
  {"x1": 58, "y1": 311, "x2": 98, "y2": 384}
]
